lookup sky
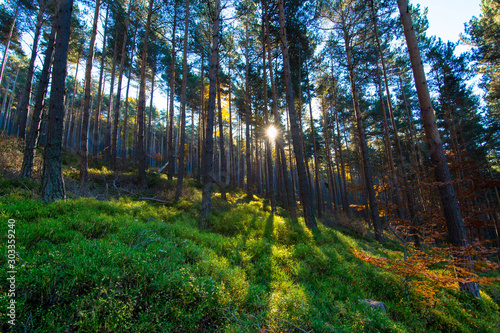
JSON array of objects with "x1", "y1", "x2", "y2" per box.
[{"x1": 412, "y1": 0, "x2": 483, "y2": 54}]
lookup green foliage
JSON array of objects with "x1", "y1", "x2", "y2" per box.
[{"x1": 0, "y1": 179, "x2": 498, "y2": 332}]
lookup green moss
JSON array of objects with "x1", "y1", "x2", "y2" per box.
[{"x1": 0, "y1": 180, "x2": 498, "y2": 332}]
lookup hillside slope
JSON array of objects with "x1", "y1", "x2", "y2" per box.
[{"x1": 0, "y1": 174, "x2": 499, "y2": 332}]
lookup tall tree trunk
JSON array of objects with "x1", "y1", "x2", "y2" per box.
[
  {"x1": 122, "y1": 27, "x2": 137, "y2": 162},
  {"x1": 228, "y1": 66, "x2": 235, "y2": 186},
  {"x1": 200, "y1": 0, "x2": 220, "y2": 228},
  {"x1": 41, "y1": 0, "x2": 73, "y2": 201},
  {"x1": 268, "y1": 33, "x2": 294, "y2": 214},
  {"x1": 306, "y1": 63, "x2": 323, "y2": 218},
  {"x1": 79, "y1": 0, "x2": 102, "y2": 183},
  {"x1": 111, "y1": 0, "x2": 132, "y2": 169},
  {"x1": 167, "y1": 1, "x2": 178, "y2": 180},
  {"x1": 262, "y1": 0, "x2": 276, "y2": 213},
  {"x1": 342, "y1": 20, "x2": 383, "y2": 241},
  {"x1": 0, "y1": 1, "x2": 19, "y2": 87},
  {"x1": 244, "y1": 26, "x2": 253, "y2": 199},
  {"x1": 92, "y1": 6, "x2": 109, "y2": 161},
  {"x1": 17, "y1": 0, "x2": 46, "y2": 140},
  {"x1": 397, "y1": 0, "x2": 479, "y2": 297},
  {"x1": 104, "y1": 38, "x2": 118, "y2": 162},
  {"x1": 1, "y1": 68, "x2": 19, "y2": 132},
  {"x1": 216, "y1": 59, "x2": 227, "y2": 200},
  {"x1": 64, "y1": 55, "x2": 80, "y2": 148},
  {"x1": 175, "y1": 0, "x2": 190, "y2": 200},
  {"x1": 147, "y1": 66, "x2": 156, "y2": 157},
  {"x1": 278, "y1": 0, "x2": 316, "y2": 229},
  {"x1": 137, "y1": 0, "x2": 154, "y2": 185},
  {"x1": 20, "y1": 15, "x2": 57, "y2": 179}
]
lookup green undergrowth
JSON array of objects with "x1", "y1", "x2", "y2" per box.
[{"x1": 0, "y1": 176, "x2": 499, "y2": 332}]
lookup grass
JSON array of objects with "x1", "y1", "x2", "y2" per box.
[{"x1": 0, "y1": 171, "x2": 499, "y2": 332}]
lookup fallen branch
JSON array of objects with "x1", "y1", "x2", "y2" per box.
[
  {"x1": 139, "y1": 197, "x2": 169, "y2": 205},
  {"x1": 157, "y1": 161, "x2": 169, "y2": 174},
  {"x1": 113, "y1": 177, "x2": 133, "y2": 195}
]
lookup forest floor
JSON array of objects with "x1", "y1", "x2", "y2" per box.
[{"x1": 0, "y1": 137, "x2": 499, "y2": 332}]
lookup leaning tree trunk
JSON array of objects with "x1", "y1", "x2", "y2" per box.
[
  {"x1": 137, "y1": 0, "x2": 154, "y2": 185},
  {"x1": 41, "y1": 0, "x2": 74, "y2": 202},
  {"x1": 397, "y1": 0, "x2": 480, "y2": 298},
  {"x1": 0, "y1": 1, "x2": 19, "y2": 87},
  {"x1": 343, "y1": 23, "x2": 383, "y2": 241},
  {"x1": 17, "y1": 0, "x2": 46, "y2": 140},
  {"x1": 278, "y1": 0, "x2": 316, "y2": 230},
  {"x1": 175, "y1": 0, "x2": 190, "y2": 201},
  {"x1": 79, "y1": 0, "x2": 101, "y2": 183},
  {"x1": 20, "y1": 12, "x2": 57, "y2": 179},
  {"x1": 199, "y1": 0, "x2": 220, "y2": 229}
]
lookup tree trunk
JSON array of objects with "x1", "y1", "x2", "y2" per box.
[
  {"x1": 244, "y1": 26, "x2": 253, "y2": 199},
  {"x1": 111, "y1": 0, "x2": 132, "y2": 169},
  {"x1": 0, "y1": 1, "x2": 19, "y2": 88},
  {"x1": 92, "y1": 5, "x2": 109, "y2": 161},
  {"x1": 79, "y1": 0, "x2": 101, "y2": 183},
  {"x1": 342, "y1": 21, "x2": 383, "y2": 241},
  {"x1": 278, "y1": 0, "x2": 316, "y2": 229},
  {"x1": 216, "y1": 59, "x2": 226, "y2": 200},
  {"x1": 306, "y1": 63, "x2": 323, "y2": 218},
  {"x1": 137, "y1": 0, "x2": 154, "y2": 185},
  {"x1": 122, "y1": 27, "x2": 137, "y2": 162},
  {"x1": 104, "y1": 38, "x2": 118, "y2": 163},
  {"x1": 262, "y1": 0, "x2": 276, "y2": 213},
  {"x1": 200, "y1": 0, "x2": 220, "y2": 228},
  {"x1": 175, "y1": 0, "x2": 190, "y2": 201},
  {"x1": 17, "y1": 0, "x2": 46, "y2": 140},
  {"x1": 147, "y1": 66, "x2": 156, "y2": 157},
  {"x1": 268, "y1": 33, "x2": 295, "y2": 214},
  {"x1": 167, "y1": 1, "x2": 178, "y2": 180},
  {"x1": 20, "y1": 11, "x2": 57, "y2": 179},
  {"x1": 397, "y1": 0, "x2": 479, "y2": 297},
  {"x1": 42, "y1": 0, "x2": 74, "y2": 202}
]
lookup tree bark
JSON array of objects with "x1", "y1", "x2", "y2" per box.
[
  {"x1": 262, "y1": 0, "x2": 276, "y2": 213},
  {"x1": 79, "y1": 0, "x2": 101, "y2": 183},
  {"x1": 397, "y1": 0, "x2": 479, "y2": 297},
  {"x1": 111, "y1": 0, "x2": 132, "y2": 169},
  {"x1": 278, "y1": 0, "x2": 316, "y2": 229},
  {"x1": 137, "y1": 0, "x2": 154, "y2": 185},
  {"x1": 167, "y1": 0, "x2": 178, "y2": 180},
  {"x1": 92, "y1": 5, "x2": 109, "y2": 161},
  {"x1": 20, "y1": 10, "x2": 57, "y2": 179},
  {"x1": 0, "y1": 1, "x2": 19, "y2": 88},
  {"x1": 199, "y1": 0, "x2": 220, "y2": 228},
  {"x1": 17, "y1": 0, "x2": 46, "y2": 140},
  {"x1": 216, "y1": 57, "x2": 227, "y2": 200},
  {"x1": 121, "y1": 27, "x2": 137, "y2": 162},
  {"x1": 104, "y1": 37, "x2": 118, "y2": 162},
  {"x1": 175, "y1": 0, "x2": 190, "y2": 201},
  {"x1": 41, "y1": 0, "x2": 74, "y2": 202},
  {"x1": 244, "y1": 25, "x2": 253, "y2": 199}
]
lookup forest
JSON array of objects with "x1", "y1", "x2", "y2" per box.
[{"x1": 0, "y1": 0, "x2": 500, "y2": 331}]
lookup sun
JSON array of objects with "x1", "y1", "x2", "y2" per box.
[{"x1": 266, "y1": 125, "x2": 278, "y2": 141}]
